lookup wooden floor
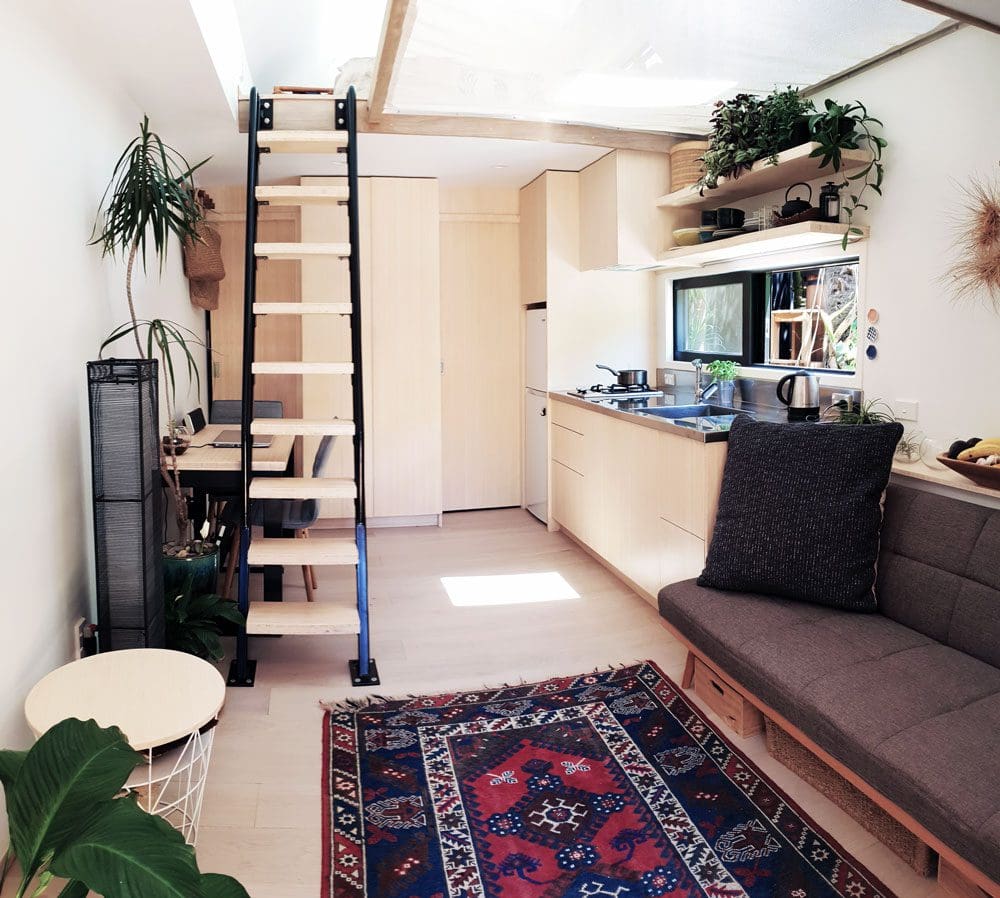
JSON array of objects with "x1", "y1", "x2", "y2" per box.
[{"x1": 198, "y1": 508, "x2": 946, "y2": 898}]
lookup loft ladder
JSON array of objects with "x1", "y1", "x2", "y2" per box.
[{"x1": 229, "y1": 86, "x2": 378, "y2": 688}]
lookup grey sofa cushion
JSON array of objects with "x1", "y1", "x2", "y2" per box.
[
  {"x1": 698, "y1": 417, "x2": 902, "y2": 612},
  {"x1": 658, "y1": 578, "x2": 1000, "y2": 883},
  {"x1": 878, "y1": 486, "x2": 1000, "y2": 667}
]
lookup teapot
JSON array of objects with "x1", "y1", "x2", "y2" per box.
[{"x1": 780, "y1": 182, "x2": 814, "y2": 218}]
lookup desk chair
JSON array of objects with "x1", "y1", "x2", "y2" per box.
[{"x1": 222, "y1": 434, "x2": 337, "y2": 601}]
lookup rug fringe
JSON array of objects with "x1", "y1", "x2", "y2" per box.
[{"x1": 318, "y1": 658, "x2": 651, "y2": 714}]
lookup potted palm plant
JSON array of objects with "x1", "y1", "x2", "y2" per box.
[{"x1": 91, "y1": 118, "x2": 219, "y2": 597}]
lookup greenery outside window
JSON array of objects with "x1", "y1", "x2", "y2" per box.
[
  {"x1": 672, "y1": 261, "x2": 859, "y2": 373},
  {"x1": 673, "y1": 272, "x2": 761, "y2": 365}
]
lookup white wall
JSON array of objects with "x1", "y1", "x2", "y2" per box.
[
  {"x1": 659, "y1": 26, "x2": 1000, "y2": 444},
  {"x1": 0, "y1": 2, "x2": 204, "y2": 840}
]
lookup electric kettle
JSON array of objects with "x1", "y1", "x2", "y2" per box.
[{"x1": 776, "y1": 369, "x2": 820, "y2": 421}]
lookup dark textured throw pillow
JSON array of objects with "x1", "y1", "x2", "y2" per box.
[{"x1": 698, "y1": 416, "x2": 903, "y2": 611}]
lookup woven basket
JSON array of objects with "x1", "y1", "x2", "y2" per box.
[
  {"x1": 183, "y1": 222, "x2": 225, "y2": 310},
  {"x1": 669, "y1": 140, "x2": 709, "y2": 192},
  {"x1": 764, "y1": 719, "x2": 937, "y2": 876}
]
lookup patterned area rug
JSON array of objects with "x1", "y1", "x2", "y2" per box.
[{"x1": 323, "y1": 661, "x2": 896, "y2": 898}]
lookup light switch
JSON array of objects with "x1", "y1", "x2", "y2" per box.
[{"x1": 893, "y1": 400, "x2": 919, "y2": 421}]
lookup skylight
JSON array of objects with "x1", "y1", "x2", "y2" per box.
[{"x1": 387, "y1": 0, "x2": 948, "y2": 134}]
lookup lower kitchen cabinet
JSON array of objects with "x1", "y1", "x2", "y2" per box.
[{"x1": 549, "y1": 397, "x2": 724, "y2": 606}]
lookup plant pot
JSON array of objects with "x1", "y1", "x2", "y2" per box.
[
  {"x1": 162, "y1": 435, "x2": 190, "y2": 456},
  {"x1": 788, "y1": 116, "x2": 812, "y2": 148},
  {"x1": 163, "y1": 547, "x2": 219, "y2": 597},
  {"x1": 717, "y1": 381, "x2": 737, "y2": 407}
]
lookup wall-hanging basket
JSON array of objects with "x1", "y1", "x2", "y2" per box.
[
  {"x1": 183, "y1": 222, "x2": 225, "y2": 310},
  {"x1": 669, "y1": 140, "x2": 710, "y2": 192}
]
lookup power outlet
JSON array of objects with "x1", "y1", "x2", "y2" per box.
[
  {"x1": 661, "y1": 372, "x2": 676, "y2": 386},
  {"x1": 893, "y1": 399, "x2": 919, "y2": 421}
]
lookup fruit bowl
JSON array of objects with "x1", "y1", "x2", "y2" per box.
[{"x1": 937, "y1": 454, "x2": 1000, "y2": 490}]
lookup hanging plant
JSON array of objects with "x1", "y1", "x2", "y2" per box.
[
  {"x1": 808, "y1": 99, "x2": 887, "y2": 249},
  {"x1": 945, "y1": 168, "x2": 1000, "y2": 311}
]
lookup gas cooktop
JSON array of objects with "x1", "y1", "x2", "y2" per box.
[{"x1": 573, "y1": 384, "x2": 665, "y2": 399}]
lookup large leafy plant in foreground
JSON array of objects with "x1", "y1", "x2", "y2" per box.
[{"x1": 0, "y1": 718, "x2": 247, "y2": 898}]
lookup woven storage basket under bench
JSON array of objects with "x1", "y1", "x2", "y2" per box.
[{"x1": 764, "y1": 718, "x2": 936, "y2": 876}]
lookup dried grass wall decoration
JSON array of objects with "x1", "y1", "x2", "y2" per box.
[{"x1": 947, "y1": 166, "x2": 1000, "y2": 312}]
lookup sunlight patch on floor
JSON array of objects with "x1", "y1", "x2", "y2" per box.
[{"x1": 441, "y1": 572, "x2": 580, "y2": 607}]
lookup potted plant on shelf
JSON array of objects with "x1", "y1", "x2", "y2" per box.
[
  {"x1": 0, "y1": 718, "x2": 248, "y2": 898},
  {"x1": 91, "y1": 119, "x2": 218, "y2": 598},
  {"x1": 697, "y1": 87, "x2": 814, "y2": 192},
  {"x1": 808, "y1": 99, "x2": 887, "y2": 248},
  {"x1": 706, "y1": 360, "x2": 740, "y2": 406}
]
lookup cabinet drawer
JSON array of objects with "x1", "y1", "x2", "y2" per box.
[
  {"x1": 552, "y1": 422, "x2": 586, "y2": 473},
  {"x1": 550, "y1": 400, "x2": 592, "y2": 436},
  {"x1": 692, "y1": 657, "x2": 762, "y2": 738},
  {"x1": 551, "y1": 459, "x2": 586, "y2": 537}
]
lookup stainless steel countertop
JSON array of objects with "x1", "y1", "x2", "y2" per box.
[{"x1": 549, "y1": 389, "x2": 787, "y2": 442}]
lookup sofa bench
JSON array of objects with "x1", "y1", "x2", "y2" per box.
[{"x1": 658, "y1": 483, "x2": 1000, "y2": 895}]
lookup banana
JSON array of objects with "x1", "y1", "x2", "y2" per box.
[{"x1": 958, "y1": 439, "x2": 1000, "y2": 461}]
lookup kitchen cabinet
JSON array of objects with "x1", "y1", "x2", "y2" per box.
[
  {"x1": 579, "y1": 150, "x2": 671, "y2": 270},
  {"x1": 548, "y1": 396, "x2": 726, "y2": 607},
  {"x1": 519, "y1": 175, "x2": 547, "y2": 304}
]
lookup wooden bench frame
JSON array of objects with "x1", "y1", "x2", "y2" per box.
[{"x1": 661, "y1": 618, "x2": 1000, "y2": 898}]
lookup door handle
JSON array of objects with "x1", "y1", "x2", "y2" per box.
[{"x1": 541, "y1": 407, "x2": 547, "y2": 416}]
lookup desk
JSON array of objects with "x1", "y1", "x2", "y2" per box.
[
  {"x1": 25, "y1": 649, "x2": 225, "y2": 845},
  {"x1": 171, "y1": 423, "x2": 296, "y2": 600}
]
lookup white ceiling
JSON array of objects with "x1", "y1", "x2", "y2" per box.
[{"x1": 928, "y1": 0, "x2": 1000, "y2": 26}]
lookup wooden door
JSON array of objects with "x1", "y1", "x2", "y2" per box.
[
  {"x1": 299, "y1": 177, "x2": 373, "y2": 520},
  {"x1": 369, "y1": 178, "x2": 442, "y2": 519},
  {"x1": 206, "y1": 186, "x2": 302, "y2": 425},
  {"x1": 440, "y1": 204, "x2": 520, "y2": 510}
]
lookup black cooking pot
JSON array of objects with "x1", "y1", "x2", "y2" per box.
[
  {"x1": 596, "y1": 363, "x2": 648, "y2": 387},
  {"x1": 781, "y1": 182, "x2": 813, "y2": 218}
]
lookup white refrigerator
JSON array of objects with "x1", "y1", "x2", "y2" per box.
[{"x1": 524, "y1": 308, "x2": 548, "y2": 523}]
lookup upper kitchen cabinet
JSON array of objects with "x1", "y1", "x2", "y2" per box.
[
  {"x1": 579, "y1": 150, "x2": 671, "y2": 271},
  {"x1": 519, "y1": 174, "x2": 547, "y2": 303}
]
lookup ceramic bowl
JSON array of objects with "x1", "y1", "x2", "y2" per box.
[
  {"x1": 716, "y1": 207, "x2": 745, "y2": 229},
  {"x1": 672, "y1": 228, "x2": 702, "y2": 247}
]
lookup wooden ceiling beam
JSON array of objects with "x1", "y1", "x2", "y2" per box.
[
  {"x1": 368, "y1": 0, "x2": 416, "y2": 123},
  {"x1": 355, "y1": 103, "x2": 684, "y2": 153},
  {"x1": 899, "y1": 0, "x2": 1000, "y2": 33},
  {"x1": 238, "y1": 95, "x2": 688, "y2": 152}
]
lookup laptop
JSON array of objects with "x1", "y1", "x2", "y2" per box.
[{"x1": 212, "y1": 430, "x2": 273, "y2": 449}]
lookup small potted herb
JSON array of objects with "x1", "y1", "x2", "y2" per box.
[
  {"x1": 808, "y1": 99, "x2": 887, "y2": 248},
  {"x1": 706, "y1": 360, "x2": 740, "y2": 406}
]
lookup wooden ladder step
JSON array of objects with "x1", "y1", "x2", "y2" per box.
[
  {"x1": 250, "y1": 477, "x2": 356, "y2": 500},
  {"x1": 248, "y1": 537, "x2": 358, "y2": 566},
  {"x1": 254, "y1": 302, "x2": 352, "y2": 316},
  {"x1": 256, "y1": 185, "x2": 349, "y2": 205},
  {"x1": 257, "y1": 130, "x2": 348, "y2": 154},
  {"x1": 252, "y1": 361, "x2": 353, "y2": 375},
  {"x1": 246, "y1": 601, "x2": 360, "y2": 636},
  {"x1": 253, "y1": 418, "x2": 355, "y2": 437},
  {"x1": 255, "y1": 242, "x2": 350, "y2": 260}
]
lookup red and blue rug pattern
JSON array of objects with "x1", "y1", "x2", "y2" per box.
[{"x1": 323, "y1": 661, "x2": 896, "y2": 898}]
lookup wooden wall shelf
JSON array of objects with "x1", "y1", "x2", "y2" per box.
[
  {"x1": 655, "y1": 221, "x2": 867, "y2": 271},
  {"x1": 656, "y1": 143, "x2": 870, "y2": 210}
]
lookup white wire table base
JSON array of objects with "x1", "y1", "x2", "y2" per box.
[{"x1": 125, "y1": 723, "x2": 216, "y2": 845}]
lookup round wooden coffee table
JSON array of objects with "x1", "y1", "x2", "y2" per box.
[{"x1": 25, "y1": 649, "x2": 225, "y2": 845}]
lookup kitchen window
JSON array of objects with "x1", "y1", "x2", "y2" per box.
[{"x1": 671, "y1": 260, "x2": 859, "y2": 373}]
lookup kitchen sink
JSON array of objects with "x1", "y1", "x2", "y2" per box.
[{"x1": 635, "y1": 404, "x2": 743, "y2": 419}]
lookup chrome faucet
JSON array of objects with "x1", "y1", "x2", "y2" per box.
[{"x1": 691, "y1": 359, "x2": 719, "y2": 403}]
